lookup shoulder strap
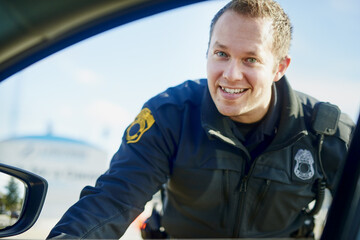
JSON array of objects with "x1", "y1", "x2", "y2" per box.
[
  {"x1": 307, "y1": 102, "x2": 340, "y2": 216},
  {"x1": 312, "y1": 102, "x2": 341, "y2": 181}
]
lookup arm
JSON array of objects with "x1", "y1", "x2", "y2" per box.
[{"x1": 47, "y1": 107, "x2": 175, "y2": 239}]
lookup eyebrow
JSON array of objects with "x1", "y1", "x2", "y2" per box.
[
  {"x1": 213, "y1": 41, "x2": 228, "y2": 50},
  {"x1": 212, "y1": 41, "x2": 259, "y2": 56}
]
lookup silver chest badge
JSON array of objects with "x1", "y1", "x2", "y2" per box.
[{"x1": 294, "y1": 149, "x2": 314, "y2": 180}]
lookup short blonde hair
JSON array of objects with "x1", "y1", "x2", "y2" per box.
[{"x1": 208, "y1": 0, "x2": 292, "y2": 60}]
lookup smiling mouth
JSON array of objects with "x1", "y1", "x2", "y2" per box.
[{"x1": 220, "y1": 86, "x2": 248, "y2": 94}]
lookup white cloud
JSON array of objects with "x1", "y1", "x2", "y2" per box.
[
  {"x1": 83, "y1": 100, "x2": 136, "y2": 154},
  {"x1": 74, "y1": 68, "x2": 104, "y2": 85},
  {"x1": 85, "y1": 100, "x2": 133, "y2": 128},
  {"x1": 58, "y1": 105, "x2": 74, "y2": 119}
]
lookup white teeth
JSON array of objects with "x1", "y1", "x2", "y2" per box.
[{"x1": 221, "y1": 87, "x2": 246, "y2": 94}]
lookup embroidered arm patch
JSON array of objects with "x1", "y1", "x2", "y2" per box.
[{"x1": 126, "y1": 108, "x2": 155, "y2": 144}]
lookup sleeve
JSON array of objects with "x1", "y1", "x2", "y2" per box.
[{"x1": 47, "y1": 106, "x2": 177, "y2": 239}]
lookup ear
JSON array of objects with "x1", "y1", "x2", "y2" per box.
[{"x1": 274, "y1": 56, "x2": 291, "y2": 82}]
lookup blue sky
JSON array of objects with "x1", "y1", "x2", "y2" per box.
[{"x1": 1, "y1": 0, "x2": 359, "y2": 155}]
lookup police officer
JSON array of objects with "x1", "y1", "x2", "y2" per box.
[{"x1": 48, "y1": 0, "x2": 354, "y2": 239}]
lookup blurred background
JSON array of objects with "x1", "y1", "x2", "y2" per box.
[{"x1": 0, "y1": 0, "x2": 359, "y2": 239}]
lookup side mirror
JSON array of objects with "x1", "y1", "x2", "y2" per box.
[{"x1": 0, "y1": 163, "x2": 47, "y2": 238}]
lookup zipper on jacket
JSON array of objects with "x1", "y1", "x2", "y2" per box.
[
  {"x1": 232, "y1": 175, "x2": 249, "y2": 237},
  {"x1": 221, "y1": 170, "x2": 230, "y2": 227},
  {"x1": 239, "y1": 176, "x2": 248, "y2": 192},
  {"x1": 248, "y1": 179, "x2": 271, "y2": 228}
]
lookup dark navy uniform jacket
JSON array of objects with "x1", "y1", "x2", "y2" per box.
[{"x1": 48, "y1": 76, "x2": 354, "y2": 239}]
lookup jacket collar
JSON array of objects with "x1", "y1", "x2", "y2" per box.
[
  {"x1": 201, "y1": 76, "x2": 308, "y2": 149},
  {"x1": 201, "y1": 85, "x2": 243, "y2": 148},
  {"x1": 270, "y1": 76, "x2": 308, "y2": 148}
]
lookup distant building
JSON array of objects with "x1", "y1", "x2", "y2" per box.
[
  {"x1": 0, "y1": 135, "x2": 108, "y2": 182},
  {"x1": 0, "y1": 135, "x2": 109, "y2": 238}
]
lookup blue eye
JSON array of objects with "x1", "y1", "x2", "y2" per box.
[{"x1": 215, "y1": 51, "x2": 228, "y2": 58}]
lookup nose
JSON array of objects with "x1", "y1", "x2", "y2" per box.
[{"x1": 222, "y1": 60, "x2": 244, "y2": 81}]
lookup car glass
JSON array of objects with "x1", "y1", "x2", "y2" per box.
[
  {"x1": 0, "y1": 173, "x2": 26, "y2": 229},
  {"x1": 0, "y1": 0, "x2": 358, "y2": 239}
]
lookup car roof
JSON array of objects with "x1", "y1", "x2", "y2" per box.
[{"x1": 0, "y1": 0, "x2": 205, "y2": 82}]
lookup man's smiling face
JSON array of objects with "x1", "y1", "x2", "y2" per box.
[{"x1": 207, "y1": 10, "x2": 290, "y2": 123}]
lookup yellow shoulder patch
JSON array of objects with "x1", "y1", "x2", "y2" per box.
[{"x1": 126, "y1": 108, "x2": 155, "y2": 144}]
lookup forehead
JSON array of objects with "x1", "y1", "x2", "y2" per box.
[{"x1": 211, "y1": 11, "x2": 274, "y2": 51}]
